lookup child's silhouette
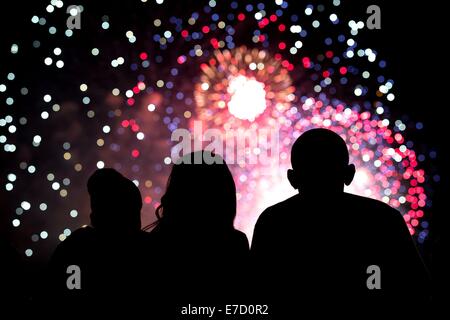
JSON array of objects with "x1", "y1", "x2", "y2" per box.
[
  {"x1": 48, "y1": 168, "x2": 151, "y2": 312},
  {"x1": 251, "y1": 128, "x2": 430, "y2": 312}
]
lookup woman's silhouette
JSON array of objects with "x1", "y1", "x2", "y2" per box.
[{"x1": 146, "y1": 151, "x2": 249, "y2": 306}]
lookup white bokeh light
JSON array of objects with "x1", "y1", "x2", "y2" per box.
[{"x1": 227, "y1": 75, "x2": 267, "y2": 121}]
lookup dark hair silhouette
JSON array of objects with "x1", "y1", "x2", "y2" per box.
[
  {"x1": 287, "y1": 128, "x2": 355, "y2": 195},
  {"x1": 147, "y1": 151, "x2": 249, "y2": 307},
  {"x1": 147, "y1": 151, "x2": 237, "y2": 232},
  {"x1": 88, "y1": 168, "x2": 142, "y2": 232}
]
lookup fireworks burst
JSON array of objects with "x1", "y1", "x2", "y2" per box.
[{"x1": 195, "y1": 46, "x2": 295, "y2": 123}]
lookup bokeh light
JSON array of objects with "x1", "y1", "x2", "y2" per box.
[{"x1": 227, "y1": 75, "x2": 267, "y2": 121}]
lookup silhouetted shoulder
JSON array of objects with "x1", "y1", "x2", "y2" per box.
[
  {"x1": 256, "y1": 195, "x2": 301, "y2": 225},
  {"x1": 234, "y1": 229, "x2": 249, "y2": 241},
  {"x1": 341, "y1": 192, "x2": 406, "y2": 225},
  {"x1": 232, "y1": 229, "x2": 249, "y2": 250},
  {"x1": 65, "y1": 226, "x2": 95, "y2": 240},
  {"x1": 342, "y1": 192, "x2": 396, "y2": 210},
  {"x1": 50, "y1": 227, "x2": 96, "y2": 266},
  {"x1": 54, "y1": 227, "x2": 95, "y2": 250},
  {"x1": 252, "y1": 195, "x2": 302, "y2": 253}
]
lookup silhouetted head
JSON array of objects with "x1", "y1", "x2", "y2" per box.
[
  {"x1": 154, "y1": 151, "x2": 236, "y2": 233},
  {"x1": 288, "y1": 128, "x2": 355, "y2": 195},
  {"x1": 88, "y1": 168, "x2": 142, "y2": 232}
]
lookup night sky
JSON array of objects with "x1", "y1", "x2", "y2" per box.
[{"x1": 0, "y1": 0, "x2": 446, "y2": 285}]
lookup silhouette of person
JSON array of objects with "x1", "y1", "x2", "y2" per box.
[
  {"x1": 48, "y1": 168, "x2": 151, "y2": 313},
  {"x1": 251, "y1": 128, "x2": 430, "y2": 314},
  {"x1": 147, "y1": 151, "x2": 249, "y2": 312}
]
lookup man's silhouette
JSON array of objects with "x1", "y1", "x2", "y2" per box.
[
  {"x1": 48, "y1": 168, "x2": 151, "y2": 312},
  {"x1": 251, "y1": 128, "x2": 430, "y2": 312}
]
